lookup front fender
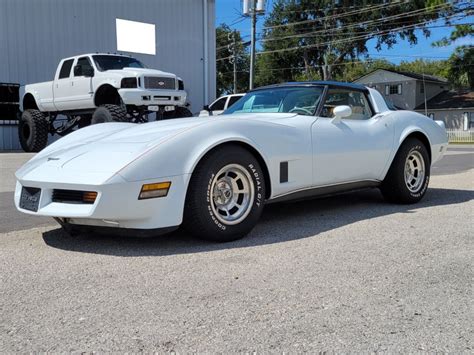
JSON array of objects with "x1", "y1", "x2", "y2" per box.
[
  {"x1": 117, "y1": 124, "x2": 270, "y2": 182},
  {"x1": 22, "y1": 91, "x2": 44, "y2": 112},
  {"x1": 117, "y1": 117, "x2": 313, "y2": 200}
]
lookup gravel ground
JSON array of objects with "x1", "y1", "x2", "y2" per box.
[{"x1": 0, "y1": 149, "x2": 473, "y2": 352}]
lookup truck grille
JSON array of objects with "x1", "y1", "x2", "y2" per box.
[
  {"x1": 52, "y1": 189, "x2": 97, "y2": 204},
  {"x1": 144, "y1": 77, "x2": 176, "y2": 90}
]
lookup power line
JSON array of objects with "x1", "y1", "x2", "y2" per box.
[
  {"x1": 260, "y1": 16, "x2": 470, "y2": 43},
  {"x1": 216, "y1": 4, "x2": 470, "y2": 52},
  {"x1": 216, "y1": 18, "x2": 471, "y2": 54},
  {"x1": 260, "y1": 2, "x2": 450, "y2": 31},
  {"x1": 218, "y1": 62, "x2": 473, "y2": 77},
  {"x1": 216, "y1": 12, "x2": 470, "y2": 61}
]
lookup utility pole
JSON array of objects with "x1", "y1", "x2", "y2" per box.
[
  {"x1": 228, "y1": 31, "x2": 238, "y2": 94},
  {"x1": 249, "y1": 0, "x2": 257, "y2": 90},
  {"x1": 243, "y1": 0, "x2": 265, "y2": 90},
  {"x1": 233, "y1": 31, "x2": 238, "y2": 94}
]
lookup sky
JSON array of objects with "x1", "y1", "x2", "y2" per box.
[{"x1": 215, "y1": 0, "x2": 473, "y2": 64}]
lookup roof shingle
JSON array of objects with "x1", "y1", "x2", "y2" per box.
[{"x1": 415, "y1": 90, "x2": 474, "y2": 110}]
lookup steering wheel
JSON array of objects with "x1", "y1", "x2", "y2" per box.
[{"x1": 289, "y1": 107, "x2": 313, "y2": 115}]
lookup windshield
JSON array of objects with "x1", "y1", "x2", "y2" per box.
[
  {"x1": 92, "y1": 55, "x2": 146, "y2": 71},
  {"x1": 224, "y1": 86, "x2": 324, "y2": 116}
]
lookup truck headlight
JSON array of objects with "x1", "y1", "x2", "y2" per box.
[{"x1": 121, "y1": 77, "x2": 138, "y2": 88}]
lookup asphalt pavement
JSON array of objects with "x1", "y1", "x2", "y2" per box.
[{"x1": 0, "y1": 145, "x2": 472, "y2": 352}]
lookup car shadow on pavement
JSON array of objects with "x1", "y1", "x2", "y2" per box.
[{"x1": 42, "y1": 187, "x2": 473, "y2": 257}]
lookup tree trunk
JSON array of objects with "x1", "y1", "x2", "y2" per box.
[
  {"x1": 303, "y1": 50, "x2": 311, "y2": 77},
  {"x1": 322, "y1": 64, "x2": 332, "y2": 81}
]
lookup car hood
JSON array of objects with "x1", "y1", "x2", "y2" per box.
[
  {"x1": 16, "y1": 113, "x2": 297, "y2": 184},
  {"x1": 16, "y1": 118, "x2": 209, "y2": 184}
]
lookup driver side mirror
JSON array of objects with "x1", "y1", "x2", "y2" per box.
[
  {"x1": 332, "y1": 105, "x2": 352, "y2": 123},
  {"x1": 74, "y1": 65, "x2": 94, "y2": 77},
  {"x1": 82, "y1": 66, "x2": 94, "y2": 77},
  {"x1": 203, "y1": 104, "x2": 210, "y2": 111}
]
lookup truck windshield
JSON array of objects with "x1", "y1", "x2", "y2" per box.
[
  {"x1": 92, "y1": 55, "x2": 146, "y2": 71},
  {"x1": 224, "y1": 86, "x2": 324, "y2": 116}
]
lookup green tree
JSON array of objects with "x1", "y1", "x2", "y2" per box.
[
  {"x1": 397, "y1": 59, "x2": 449, "y2": 79},
  {"x1": 336, "y1": 59, "x2": 395, "y2": 82},
  {"x1": 216, "y1": 24, "x2": 249, "y2": 96},
  {"x1": 256, "y1": 0, "x2": 458, "y2": 85},
  {"x1": 433, "y1": 24, "x2": 473, "y2": 89}
]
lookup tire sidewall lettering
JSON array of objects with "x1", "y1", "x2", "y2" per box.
[
  {"x1": 406, "y1": 145, "x2": 429, "y2": 198},
  {"x1": 206, "y1": 173, "x2": 226, "y2": 230},
  {"x1": 203, "y1": 161, "x2": 264, "y2": 232}
]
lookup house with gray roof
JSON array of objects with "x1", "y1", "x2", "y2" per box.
[{"x1": 354, "y1": 68, "x2": 473, "y2": 129}]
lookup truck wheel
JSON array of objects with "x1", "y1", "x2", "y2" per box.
[
  {"x1": 91, "y1": 104, "x2": 127, "y2": 124},
  {"x1": 18, "y1": 110, "x2": 49, "y2": 152},
  {"x1": 183, "y1": 145, "x2": 265, "y2": 242}
]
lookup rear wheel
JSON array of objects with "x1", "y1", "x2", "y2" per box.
[
  {"x1": 91, "y1": 104, "x2": 127, "y2": 124},
  {"x1": 380, "y1": 137, "x2": 430, "y2": 204},
  {"x1": 183, "y1": 146, "x2": 265, "y2": 242},
  {"x1": 18, "y1": 109, "x2": 49, "y2": 152}
]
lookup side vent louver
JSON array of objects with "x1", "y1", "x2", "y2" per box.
[{"x1": 280, "y1": 162, "x2": 288, "y2": 183}]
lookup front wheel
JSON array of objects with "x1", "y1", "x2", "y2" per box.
[
  {"x1": 91, "y1": 104, "x2": 127, "y2": 124},
  {"x1": 183, "y1": 146, "x2": 266, "y2": 242},
  {"x1": 380, "y1": 137, "x2": 430, "y2": 204},
  {"x1": 18, "y1": 109, "x2": 49, "y2": 152}
]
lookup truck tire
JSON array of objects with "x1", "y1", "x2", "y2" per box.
[
  {"x1": 18, "y1": 110, "x2": 49, "y2": 152},
  {"x1": 91, "y1": 104, "x2": 127, "y2": 124}
]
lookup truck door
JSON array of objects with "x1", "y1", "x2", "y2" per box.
[
  {"x1": 69, "y1": 57, "x2": 95, "y2": 110},
  {"x1": 53, "y1": 58, "x2": 75, "y2": 111}
]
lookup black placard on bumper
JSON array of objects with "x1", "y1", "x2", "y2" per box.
[{"x1": 19, "y1": 187, "x2": 41, "y2": 212}]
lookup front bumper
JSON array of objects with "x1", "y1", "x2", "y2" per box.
[
  {"x1": 119, "y1": 88, "x2": 187, "y2": 108},
  {"x1": 14, "y1": 173, "x2": 190, "y2": 231}
]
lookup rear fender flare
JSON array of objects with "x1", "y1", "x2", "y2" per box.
[{"x1": 380, "y1": 126, "x2": 432, "y2": 180}]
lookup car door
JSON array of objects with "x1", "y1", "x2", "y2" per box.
[
  {"x1": 53, "y1": 58, "x2": 75, "y2": 111},
  {"x1": 311, "y1": 87, "x2": 394, "y2": 186},
  {"x1": 68, "y1": 57, "x2": 95, "y2": 109}
]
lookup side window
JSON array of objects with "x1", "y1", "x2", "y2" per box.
[
  {"x1": 227, "y1": 95, "x2": 242, "y2": 108},
  {"x1": 58, "y1": 59, "x2": 74, "y2": 79},
  {"x1": 321, "y1": 89, "x2": 373, "y2": 120},
  {"x1": 209, "y1": 97, "x2": 227, "y2": 111},
  {"x1": 74, "y1": 57, "x2": 92, "y2": 77}
]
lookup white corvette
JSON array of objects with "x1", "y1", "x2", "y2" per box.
[{"x1": 15, "y1": 81, "x2": 448, "y2": 242}]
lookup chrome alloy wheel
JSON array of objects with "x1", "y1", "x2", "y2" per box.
[
  {"x1": 210, "y1": 164, "x2": 255, "y2": 225},
  {"x1": 404, "y1": 150, "x2": 425, "y2": 192}
]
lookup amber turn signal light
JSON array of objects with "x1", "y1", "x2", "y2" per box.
[
  {"x1": 83, "y1": 191, "x2": 98, "y2": 203},
  {"x1": 139, "y1": 182, "x2": 171, "y2": 200}
]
